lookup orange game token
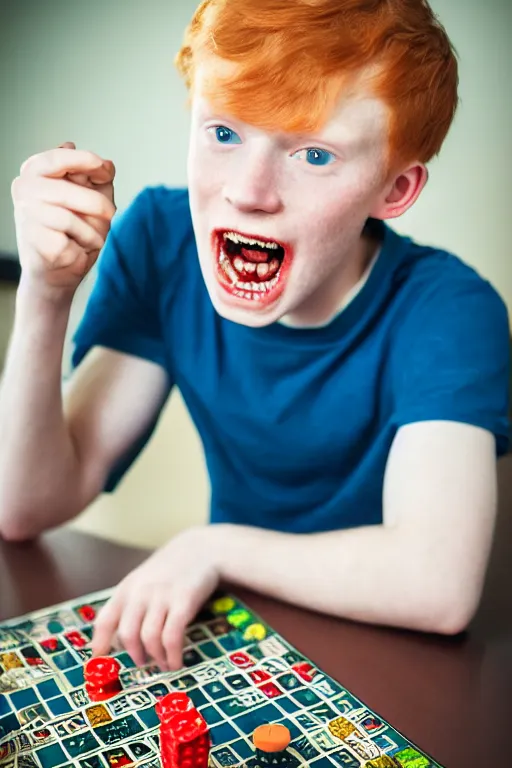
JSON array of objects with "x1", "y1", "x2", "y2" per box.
[{"x1": 253, "y1": 724, "x2": 291, "y2": 753}]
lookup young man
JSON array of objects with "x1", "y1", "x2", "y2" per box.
[{"x1": 0, "y1": 0, "x2": 509, "y2": 671}]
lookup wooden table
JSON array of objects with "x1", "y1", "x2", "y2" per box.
[{"x1": 1, "y1": 455, "x2": 512, "y2": 768}]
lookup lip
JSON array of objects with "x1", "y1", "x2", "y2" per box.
[{"x1": 211, "y1": 228, "x2": 293, "y2": 309}]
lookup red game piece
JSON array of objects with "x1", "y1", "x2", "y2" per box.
[
  {"x1": 228, "y1": 651, "x2": 255, "y2": 668},
  {"x1": 84, "y1": 657, "x2": 122, "y2": 701},
  {"x1": 40, "y1": 637, "x2": 59, "y2": 653},
  {"x1": 249, "y1": 669, "x2": 272, "y2": 685},
  {"x1": 77, "y1": 604, "x2": 97, "y2": 622},
  {"x1": 65, "y1": 630, "x2": 88, "y2": 649},
  {"x1": 156, "y1": 692, "x2": 210, "y2": 768},
  {"x1": 292, "y1": 661, "x2": 315, "y2": 682}
]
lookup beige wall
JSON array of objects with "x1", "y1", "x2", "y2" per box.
[{"x1": 0, "y1": 0, "x2": 511, "y2": 548}]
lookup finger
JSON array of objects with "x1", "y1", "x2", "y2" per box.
[
  {"x1": 92, "y1": 594, "x2": 124, "y2": 657},
  {"x1": 21, "y1": 148, "x2": 115, "y2": 184},
  {"x1": 28, "y1": 202, "x2": 105, "y2": 251},
  {"x1": 116, "y1": 599, "x2": 149, "y2": 667},
  {"x1": 66, "y1": 172, "x2": 90, "y2": 186},
  {"x1": 58, "y1": 142, "x2": 113, "y2": 188},
  {"x1": 162, "y1": 596, "x2": 199, "y2": 671},
  {"x1": 140, "y1": 600, "x2": 170, "y2": 670},
  {"x1": 18, "y1": 176, "x2": 116, "y2": 220},
  {"x1": 21, "y1": 222, "x2": 86, "y2": 270}
]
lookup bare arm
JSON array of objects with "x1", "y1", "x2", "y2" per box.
[
  {"x1": 215, "y1": 421, "x2": 497, "y2": 634},
  {"x1": 0, "y1": 304, "x2": 168, "y2": 539},
  {"x1": 90, "y1": 420, "x2": 496, "y2": 668},
  {"x1": 0, "y1": 145, "x2": 169, "y2": 540},
  {"x1": 0, "y1": 281, "x2": 169, "y2": 538}
]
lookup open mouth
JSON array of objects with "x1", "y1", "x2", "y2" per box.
[{"x1": 214, "y1": 230, "x2": 289, "y2": 304}]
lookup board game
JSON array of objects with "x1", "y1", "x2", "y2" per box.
[{"x1": 0, "y1": 590, "x2": 442, "y2": 768}]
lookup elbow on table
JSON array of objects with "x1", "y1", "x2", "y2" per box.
[
  {"x1": 0, "y1": 500, "x2": 50, "y2": 543},
  {"x1": 411, "y1": 583, "x2": 481, "y2": 636},
  {"x1": 0, "y1": 515, "x2": 41, "y2": 543}
]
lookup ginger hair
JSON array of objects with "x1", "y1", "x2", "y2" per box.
[{"x1": 176, "y1": 0, "x2": 459, "y2": 172}]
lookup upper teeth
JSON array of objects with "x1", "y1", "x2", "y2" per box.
[{"x1": 224, "y1": 232, "x2": 279, "y2": 250}]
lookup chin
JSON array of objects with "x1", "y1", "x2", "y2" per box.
[{"x1": 205, "y1": 278, "x2": 284, "y2": 327}]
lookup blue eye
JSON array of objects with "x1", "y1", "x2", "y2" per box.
[
  {"x1": 210, "y1": 126, "x2": 242, "y2": 144},
  {"x1": 305, "y1": 148, "x2": 336, "y2": 166},
  {"x1": 292, "y1": 147, "x2": 336, "y2": 166}
]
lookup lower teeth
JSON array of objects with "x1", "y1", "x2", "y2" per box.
[{"x1": 220, "y1": 250, "x2": 280, "y2": 295}]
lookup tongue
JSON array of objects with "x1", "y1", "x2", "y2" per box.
[{"x1": 240, "y1": 247, "x2": 270, "y2": 264}]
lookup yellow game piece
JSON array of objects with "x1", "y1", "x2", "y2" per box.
[
  {"x1": 243, "y1": 623, "x2": 267, "y2": 641},
  {"x1": 253, "y1": 724, "x2": 291, "y2": 753},
  {"x1": 328, "y1": 716, "x2": 358, "y2": 740},
  {"x1": 211, "y1": 597, "x2": 236, "y2": 614}
]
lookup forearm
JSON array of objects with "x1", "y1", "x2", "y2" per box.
[
  {"x1": 215, "y1": 522, "x2": 466, "y2": 634},
  {"x1": 0, "y1": 277, "x2": 84, "y2": 538}
]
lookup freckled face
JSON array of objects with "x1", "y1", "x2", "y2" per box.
[{"x1": 187, "y1": 74, "x2": 390, "y2": 327}]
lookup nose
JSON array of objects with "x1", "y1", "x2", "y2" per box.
[{"x1": 223, "y1": 146, "x2": 283, "y2": 215}]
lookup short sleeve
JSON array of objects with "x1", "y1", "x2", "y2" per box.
[
  {"x1": 392, "y1": 276, "x2": 511, "y2": 456},
  {"x1": 72, "y1": 187, "x2": 169, "y2": 371}
]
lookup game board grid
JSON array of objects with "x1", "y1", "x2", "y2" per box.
[{"x1": 0, "y1": 590, "x2": 443, "y2": 768}]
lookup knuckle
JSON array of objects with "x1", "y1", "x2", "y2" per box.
[
  {"x1": 19, "y1": 153, "x2": 38, "y2": 175},
  {"x1": 141, "y1": 625, "x2": 159, "y2": 646},
  {"x1": 42, "y1": 232, "x2": 68, "y2": 261},
  {"x1": 118, "y1": 626, "x2": 139, "y2": 647},
  {"x1": 83, "y1": 150, "x2": 102, "y2": 166},
  {"x1": 94, "y1": 609, "x2": 112, "y2": 631},
  {"x1": 100, "y1": 197, "x2": 116, "y2": 220}
]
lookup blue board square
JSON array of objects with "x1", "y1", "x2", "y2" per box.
[
  {"x1": 274, "y1": 717, "x2": 301, "y2": 740},
  {"x1": 10, "y1": 688, "x2": 39, "y2": 709},
  {"x1": 234, "y1": 703, "x2": 282, "y2": 735},
  {"x1": 312, "y1": 758, "x2": 342, "y2": 768},
  {"x1": 211, "y1": 746, "x2": 240, "y2": 766},
  {"x1": 204, "y1": 681, "x2": 230, "y2": 700},
  {"x1": 137, "y1": 706, "x2": 159, "y2": 730},
  {"x1": 231, "y1": 739, "x2": 254, "y2": 760},
  {"x1": 210, "y1": 722, "x2": 240, "y2": 746},
  {"x1": 0, "y1": 712, "x2": 20, "y2": 737},
  {"x1": 62, "y1": 731, "x2": 100, "y2": 758},
  {"x1": 329, "y1": 751, "x2": 361, "y2": 768},
  {"x1": 0, "y1": 695, "x2": 11, "y2": 716},
  {"x1": 188, "y1": 687, "x2": 208, "y2": 708},
  {"x1": 116, "y1": 651, "x2": 136, "y2": 668},
  {"x1": 65, "y1": 667, "x2": 84, "y2": 687},
  {"x1": 52, "y1": 651, "x2": 76, "y2": 670},
  {"x1": 217, "y1": 632, "x2": 247, "y2": 652},
  {"x1": 36, "y1": 743, "x2": 68, "y2": 768},
  {"x1": 292, "y1": 688, "x2": 322, "y2": 708},
  {"x1": 37, "y1": 679, "x2": 61, "y2": 699},
  {"x1": 48, "y1": 696, "x2": 74, "y2": 716},
  {"x1": 276, "y1": 696, "x2": 301, "y2": 715},
  {"x1": 225, "y1": 673, "x2": 251, "y2": 692},
  {"x1": 200, "y1": 704, "x2": 224, "y2": 726},
  {"x1": 94, "y1": 714, "x2": 143, "y2": 745},
  {"x1": 199, "y1": 640, "x2": 223, "y2": 659}
]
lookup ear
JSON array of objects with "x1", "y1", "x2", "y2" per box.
[{"x1": 370, "y1": 163, "x2": 428, "y2": 220}]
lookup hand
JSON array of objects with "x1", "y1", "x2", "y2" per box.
[
  {"x1": 91, "y1": 526, "x2": 222, "y2": 670},
  {"x1": 11, "y1": 141, "x2": 116, "y2": 298}
]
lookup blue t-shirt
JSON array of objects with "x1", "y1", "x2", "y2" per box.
[{"x1": 72, "y1": 186, "x2": 510, "y2": 533}]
